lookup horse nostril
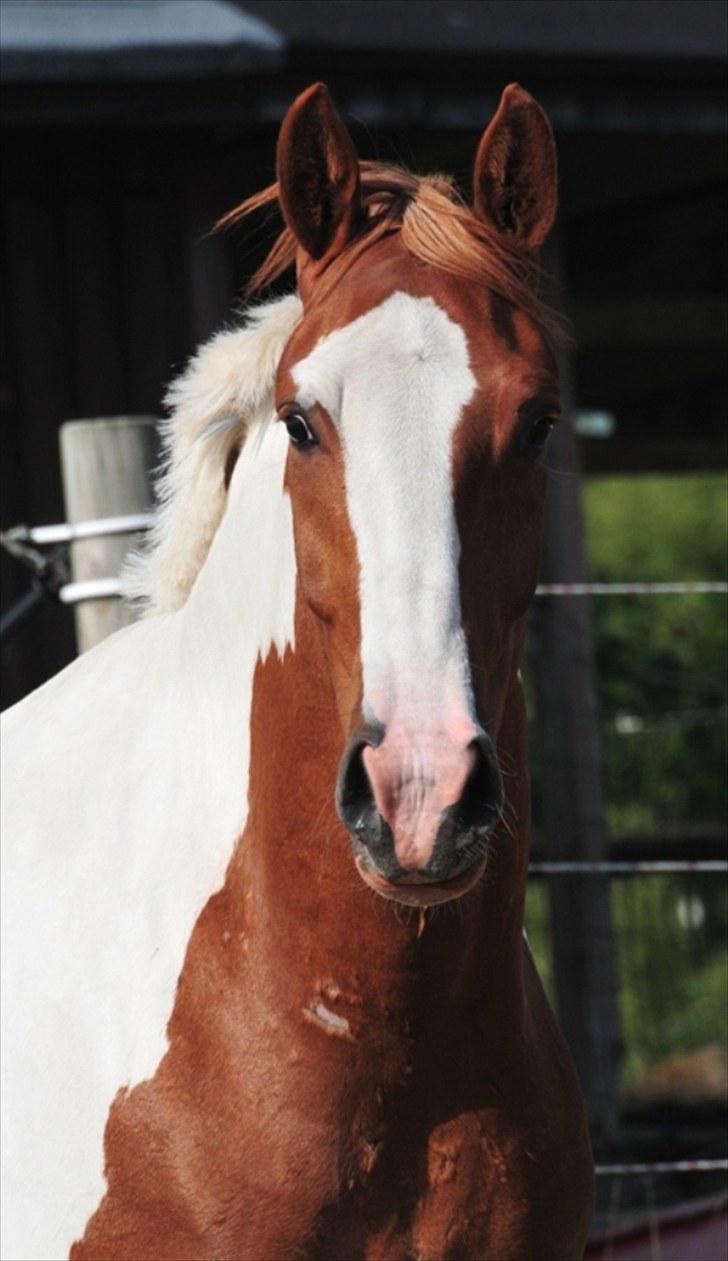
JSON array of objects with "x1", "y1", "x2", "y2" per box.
[
  {"x1": 454, "y1": 735, "x2": 504, "y2": 834},
  {"x1": 336, "y1": 741, "x2": 372, "y2": 833},
  {"x1": 335, "y1": 725, "x2": 385, "y2": 836}
]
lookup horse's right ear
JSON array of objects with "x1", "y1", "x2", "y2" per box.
[{"x1": 276, "y1": 83, "x2": 362, "y2": 263}]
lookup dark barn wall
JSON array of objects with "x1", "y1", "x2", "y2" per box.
[{"x1": 1, "y1": 120, "x2": 279, "y2": 706}]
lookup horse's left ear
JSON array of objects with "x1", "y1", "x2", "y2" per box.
[
  {"x1": 473, "y1": 84, "x2": 557, "y2": 250},
  {"x1": 276, "y1": 82, "x2": 362, "y2": 263}
]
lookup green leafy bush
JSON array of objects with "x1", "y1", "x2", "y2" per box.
[
  {"x1": 584, "y1": 472, "x2": 727, "y2": 835},
  {"x1": 526, "y1": 472, "x2": 727, "y2": 1085}
]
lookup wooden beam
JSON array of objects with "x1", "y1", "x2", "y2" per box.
[
  {"x1": 530, "y1": 237, "x2": 622, "y2": 1143},
  {"x1": 59, "y1": 417, "x2": 157, "y2": 652}
]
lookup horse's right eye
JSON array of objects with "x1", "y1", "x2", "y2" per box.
[
  {"x1": 284, "y1": 413, "x2": 318, "y2": 449},
  {"x1": 523, "y1": 415, "x2": 556, "y2": 454},
  {"x1": 517, "y1": 410, "x2": 559, "y2": 459}
]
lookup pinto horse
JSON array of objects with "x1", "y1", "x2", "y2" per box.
[{"x1": 1, "y1": 83, "x2": 593, "y2": 1260}]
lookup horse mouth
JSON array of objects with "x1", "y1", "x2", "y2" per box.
[{"x1": 355, "y1": 856, "x2": 487, "y2": 907}]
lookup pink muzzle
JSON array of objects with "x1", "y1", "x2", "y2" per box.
[{"x1": 336, "y1": 716, "x2": 503, "y2": 888}]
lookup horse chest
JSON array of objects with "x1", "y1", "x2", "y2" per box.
[
  {"x1": 74, "y1": 1078, "x2": 581, "y2": 1261},
  {"x1": 73, "y1": 890, "x2": 588, "y2": 1259},
  {"x1": 302, "y1": 1105, "x2": 585, "y2": 1261}
]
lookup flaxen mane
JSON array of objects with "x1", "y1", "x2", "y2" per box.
[
  {"x1": 123, "y1": 294, "x2": 302, "y2": 613},
  {"x1": 220, "y1": 162, "x2": 555, "y2": 330},
  {"x1": 127, "y1": 162, "x2": 556, "y2": 614}
]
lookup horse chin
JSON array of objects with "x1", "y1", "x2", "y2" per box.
[{"x1": 354, "y1": 856, "x2": 487, "y2": 907}]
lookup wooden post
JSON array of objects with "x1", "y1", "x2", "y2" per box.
[
  {"x1": 530, "y1": 237, "x2": 622, "y2": 1143},
  {"x1": 59, "y1": 417, "x2": 157, "y2": 653}
]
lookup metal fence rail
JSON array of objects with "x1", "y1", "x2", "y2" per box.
[
  {"x1": 2, "y1": 514, "x2": 153, "y2": 547},
  {"x1": 529, "y1": 860, "x2": 727, "y2": 874},
  {"x1": 595, "y1": 1159, "x2": 728, "y2": 1176},
  {"x1": 535, "y1": 581, "x2": 728, "y2": 596}
]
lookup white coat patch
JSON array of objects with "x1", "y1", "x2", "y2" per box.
[{"x1": 0, "y1": 420, "x2": 296, "y2": 1260}]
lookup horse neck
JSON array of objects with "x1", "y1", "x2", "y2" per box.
[{"x1": 229, "y1": 580, "x2": 533, "y2": 1047}]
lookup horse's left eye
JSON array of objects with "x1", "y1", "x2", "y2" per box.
[
  {"x1": 521, "y1": 414, "x2": 556, "y2": 457},
  {"x1": 285, "y1": 413, "x2": 318, "y2": 449}
]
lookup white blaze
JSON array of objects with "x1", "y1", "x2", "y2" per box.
[{"x1": 293, "y1": 292, "x2": 477, "y2": 731}]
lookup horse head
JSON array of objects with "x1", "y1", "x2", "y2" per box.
[{"x1": 266, "y1": 83, "x2": 559, "y2": 906}]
